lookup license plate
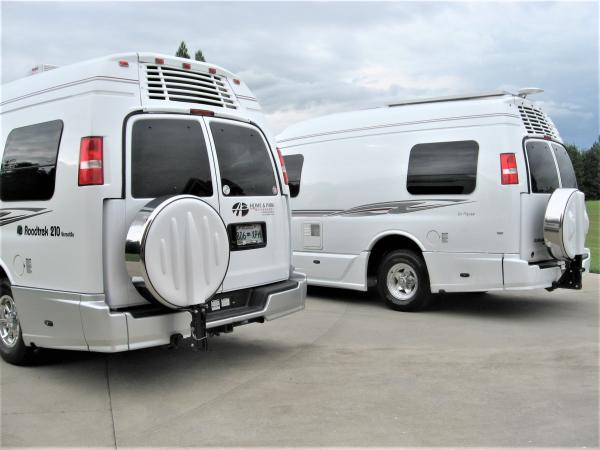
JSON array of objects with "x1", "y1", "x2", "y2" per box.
[{"x1": 234, "y1": 223, "x2": 264, "y2": 247}]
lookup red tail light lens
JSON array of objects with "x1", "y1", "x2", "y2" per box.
[
  {"x1": 79, "y1": 137, "x2": 104, "y2": 186},
  {"x1": 276, "y1": 148, "x2": 289, "y2": 185},
  {"x1": 500, "y1": 153, "x2": 519, "y2": 185}
]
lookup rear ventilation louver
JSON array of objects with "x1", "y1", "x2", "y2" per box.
[
  {"x1": 518, "y1": 105, "x2": 559, "y2": 139},
  {"x1": 144, "y1": 65, "x2": 237, "y2": 109}
]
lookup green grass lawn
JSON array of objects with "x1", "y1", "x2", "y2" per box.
[{"x1": 586, "y1": 200, "x2": 599, "y2": 273}]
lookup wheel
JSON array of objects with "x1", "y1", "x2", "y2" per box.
[
  {"x1": 377, "y1": 249, "x2": 431, "y2": 311},
  {"x1": 0, "y1": 280, "x2": 35, "y2": 365}
]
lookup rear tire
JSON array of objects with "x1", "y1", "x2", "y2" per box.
[
  {"x1": 377, "y1": 249, "x2": 431, "y2": 312},
  {"x1": 0, "y1": 280, "x2": 35, "y2": 365}
]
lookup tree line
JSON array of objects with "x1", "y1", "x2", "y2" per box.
[{"x1": 565, "y1": 137, "x2": 599, "y2": 200}]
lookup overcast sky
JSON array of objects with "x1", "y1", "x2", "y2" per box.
[{"x1": 1, "y1": 1, "x2": 598, "y2": 147}]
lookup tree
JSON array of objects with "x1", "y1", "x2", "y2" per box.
[
  {"x1": 176, "y1": 41, "x2": 190, "y2": 59},
  {"x1": 565, "y1": 143, "x2": 584, "y2": 186},
  {"x1": 581, "y1": 138, "x2": 600, "y2": 200},
  {"x1": 194, "y1": 50, "x2": 206, "y2": 62}
]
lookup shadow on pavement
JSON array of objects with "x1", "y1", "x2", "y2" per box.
[{"x1": 308, "y1": 285, "x2": 575, "y2": 319}]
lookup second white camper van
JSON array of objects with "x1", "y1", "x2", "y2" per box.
[{"x1": 278, "y1": 90, "x2": 590, "y2": 311}]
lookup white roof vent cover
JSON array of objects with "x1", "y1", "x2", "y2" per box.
[
  {"x1": 143, "y1": 64, "x2": 237, "y2": 109},
  {"x1": 518, "y1": 104, "x2": 560, "y2": 139}
]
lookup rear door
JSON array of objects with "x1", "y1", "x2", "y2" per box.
[
  {"x1": 105, "y1": 115, "x2": 220, "y2": 307},
  {"x1": 204, "y1": 118, "x2": 290, "y2": 292},
  {"x1": 520, "y1": 139, "x2": 577, "y2": 262}
]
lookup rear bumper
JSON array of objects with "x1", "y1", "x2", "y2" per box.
[
  {"x1": 503, "y1": 248, "x2": 591, "y2": 290},
  {"x1": 16, "y1": 273, "x2": 306, "y2": 352}
]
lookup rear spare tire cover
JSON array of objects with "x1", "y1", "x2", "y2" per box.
[
  {"x1": 543, "y1": 188, "x2": 589, "y2": 261},
  {"x1": 125, "y1": 195, "x2": 230, "y2": 309}
]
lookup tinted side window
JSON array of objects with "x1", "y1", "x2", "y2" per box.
[
  {"x1": 407, "y1": 140, "x2": 478, "y2": 195},
  {"x1": 284, "y1": 154, "x2": 304, "y2": 198},
  {"x1": 0, "y1": 120, "x2": 63, "y2": 201},
  {"x1": 210, "y1": 122, "x2": 277, "y2": 197},
  {"x1": 132, "y1": 119, "x2": 213, "y2": 198},
  {"x1": 526, "y1": 141, "x2": 560, "y2": 193},
  {"x1": 551, "y1": 143, "x2": 577, "y2": 189}
]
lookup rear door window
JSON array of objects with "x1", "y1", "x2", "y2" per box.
[
  {"x1": 0, "y1": 120, "x2": 63, "y2": 201},
  {"x1": 131, "y1": 119, "x2": 213, "y2": 198},
  {"x1": 551, "y1": 143, "x2": 577, "y2": 189},
  {"x1": 407, "y1": 140, "x2": 478, "y2": 195},
  {"x1": 210, "y1": 122, "x2": 277, "y2": 197},
  {"x1": 283, "y1": 154, "x2": 304, "y2": 198},
  {"x1": 525, "y1": 141, "x2": 560, "y2": 193}
]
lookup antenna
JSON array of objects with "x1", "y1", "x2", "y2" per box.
[{"x1": 517, "y1": 87, "x2": 544, "y2": 98}]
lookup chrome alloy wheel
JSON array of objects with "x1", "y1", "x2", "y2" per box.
[
  {"x1": 386, "y1": 263, "x2": 418, "y2": 301},
  {"x1": 0, "y1": 294, "x2": 20, "y2": 348}
]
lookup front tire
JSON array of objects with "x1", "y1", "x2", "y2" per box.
[
  {"x1": 0, "y1": 280, "x2": 35, "y2": 365},
  {"x1": 377, "y1": 250, "x2": 431, "y2": 311}
]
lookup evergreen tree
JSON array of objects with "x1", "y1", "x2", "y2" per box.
[
  {"x1": 176, "y1": 41, "x2": 190, "y2": 59},
  {"x1": 194, "y1": 50, "x2": 206, "y2": 62},
  {"x1": 565, "y1": 143, "x2": 584, "y2": 186},
  {"x1": 581, "y1": 138, "x2": 600, "y2": 200}
]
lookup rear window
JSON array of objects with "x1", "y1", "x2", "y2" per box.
[
  {"x1": 210, "y1": 122, "x2": 277, "y2": 197},
  {"x1": 525, "y1": 141, "x2": 560, "y2": 193},
  {"x1": 132, "y1": 119, "x2": 213, "y2": 198},
  {"x1": 283, "y1": 154, "x2": 304, "y2": 198},
  {"x1": 407, "y1": 140, "x2": 478, "y2": 195},
  {"x1": 0, "y1": 120, "x2": 63, "y2": 201},
  {"x1": 551, "y1": 143, "x2": 577, "y2": 189}
]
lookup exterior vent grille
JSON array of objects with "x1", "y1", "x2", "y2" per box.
[
  {"x1": 518, "y1": 105, "x2": 558, "y2": 138},
  {"x1": 143, "y1": 65, "x2": 237, "y2": 109}
]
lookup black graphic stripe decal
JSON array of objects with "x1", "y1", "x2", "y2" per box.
[
  {"x1": 0, "y1": 208, "x2": 52, "y2": 226},
  {"x1": 293, "y1": 200, "x2": 472, "y2": 217}
]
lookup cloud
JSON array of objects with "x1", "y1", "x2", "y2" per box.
[{"x1": 1, "y1": 1, "x2": 598, "y2": 147}]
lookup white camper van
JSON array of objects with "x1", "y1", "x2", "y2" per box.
[
  {"x1": 0, "y1": 53, "x2": 306, "y2": 365},
  {"x1": 278, "y1": 90, "x2": 590, "y2": 311}
]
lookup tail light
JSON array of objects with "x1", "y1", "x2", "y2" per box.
[
  {"x1": 79, "y1": 137, "x2": 104, "y2": 186},
  {"x1": 500, "y1": 153, "x2": 519, "y2": 185},
  {"x1": 276, "y1": 148, "x2": 289, "y2": 185}
]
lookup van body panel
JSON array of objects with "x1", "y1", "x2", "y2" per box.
[
  {"x1": 293, "y1": 251, "x2": 368, "y2": 290},
  {"x1": 423, "y1": 252, "x2": 504, "y2": 292},
  {"x1": 11, "y1": 287, "x2": 88, "y2": 350}
]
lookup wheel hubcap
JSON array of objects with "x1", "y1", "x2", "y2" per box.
[
  {"x1": 386, "y1": 263, "x2": 418, "y2": 301},
  {"x1": 0, "y1": 294, "x2": 20, "y2": 348}
]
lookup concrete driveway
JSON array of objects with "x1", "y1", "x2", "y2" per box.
[{"x1": 1, "y1": 275, "x2": 598, "y2": 448}]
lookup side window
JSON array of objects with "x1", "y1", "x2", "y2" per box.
[
  {"x1": 283, "y1": 154, "x2": 304, "y2": 198},
  {"x1": 132, "y1": 119, "x2": 213, "y2": 198},
  {"x1": 551, "y1": 143, "x2": 577, "y2": 189},
  {"x1": 0, "y1": 120, "x2": 63, "y2": 201},
  {"x1": 525, "y1": 141, "x2": 560, "y2": 193},
  {"x1": 210, "y1": 122, "x2": 277, "y2": 197},
  {"x1": 407, "y1": 140, "x2": 478, "y2": 195}
]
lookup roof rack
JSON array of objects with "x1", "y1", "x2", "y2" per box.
[
  {"x1": 386, "y1": 90, "x2": 513, "y2": 108},
  {"x1": 383, "y1": 88, "x2": 544, "y2": 109}
]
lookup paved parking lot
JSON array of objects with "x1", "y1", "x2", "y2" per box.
[{"x1": 1, "y1": 274, "x2": 598, "y2": 448}]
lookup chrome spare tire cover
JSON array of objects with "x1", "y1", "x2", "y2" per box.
[
  {"x1": 126, "y1": 195, "x2": 230, "y2": 309},
  {"x1": 543, "y1": 188, "x2": 589, "y2": 261}
]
